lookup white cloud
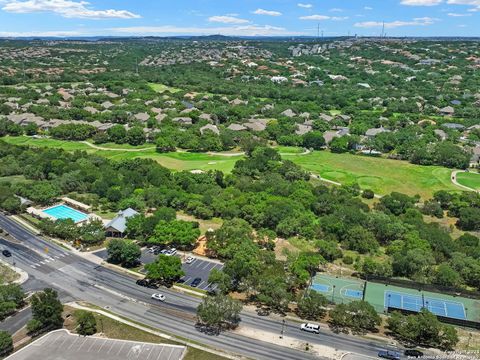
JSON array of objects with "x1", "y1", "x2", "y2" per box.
[
  {"x1": 447, "y1": 12, "x2": 472, "y2": 15},
  {"x1": 0, "y1": 29, "x2": 83, "y2": 37},
  {"x1": 1, "y1": 0, "x2": 140, "y2": 19},
  {"x1": 298, "y1": 3, "x2": 313, "y2": 8},
  {"x1": 364, "y1": 6, "x2": 373, "y2": 10},
  {"x1": 299, "y1": 14, "x2": 332, "y2": 20},
  {"x1": 447, "y1": 0, "x2": 480, "y2": 11},
  {"x1": 208, "y1": 15, "x2": 249, "y2": 24},
  {"x1": 355, "y1": 17, "x2": 437, "y2": 28},
  {"x1": 447, "y1": 0, "x2": 480, "y2": 4},
  {"x1": 110, "y1": 25, "x2": 303, "y2": 37},
  {"x1": 253, "y1": 8, "x2": 282, "y2": 16},
  {"x1": 400, "y1": 0, "x2": 443, "y2": 5},
  {"x1": 329, "y1": 8, "x2": 343, "y2": 12}
]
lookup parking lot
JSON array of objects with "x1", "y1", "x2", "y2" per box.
[
  {"x1": 5, "y1": 329, "x2": 186, "y2": 360},
  {"x1": 93, "y1": 247, "x2": 223, "y2": 291}
]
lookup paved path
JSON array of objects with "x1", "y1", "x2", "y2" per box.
[
  {"x1": 310, "y1": 174, "x2": 382, "y2": 199},
  {"x1": 451, "y1": 170, "x2": 479, "y2": 192},
  {"x1": 81, "y1": 141, "x2": 156, "y2": 152},
  {"x1": 82, "y1": 141, "x2": 312, "y2": 157}
]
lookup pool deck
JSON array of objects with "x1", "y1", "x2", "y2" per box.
[{"x1": 26, "y1": 202, "x2": 102, "y2": 225}]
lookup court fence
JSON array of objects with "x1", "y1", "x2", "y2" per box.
[
  {"x1": 361, "y1": 275, "x2": 480, "y2": 300},
  {"x1": 387, "y1": 307, "x2": 480, "y2": 330}
]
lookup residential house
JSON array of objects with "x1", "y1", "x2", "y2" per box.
[
  {"x1": 434, "y1": 129, "x2": 448, "y2": 141},
  {"x1": 172, "y1": 117, "x2": 193, "y2": 125},
  {"x1": 295, "y1": 124, "x2": 312, "y2": 136},
  {"x1": 200, "y1": 124, "x2": 220, "y2": 135},
  {"x1": 439, "y1": 106, "x2": 455, "y2": 116},
  {"x1": 319, "y1": 113, "x2": 334, "y2": 122},
  {"x1": 281, "y1": 109, "x2": 296, "y2": 118},
  {"x1": 442, "y1": 123, "x2": 465, "y2": 130},
  {"x1": 134, "y1": 113, "x2": 150, "y2": 122},
  {"x1": 244, "y1": 119, "x2": 268, "y2": 132},
  {"x1": 365, "y1": 127, "x2": 390, "y2": 138},
  {"x1": 227, "y1": 123, "x2": 247, "y2": 131}
]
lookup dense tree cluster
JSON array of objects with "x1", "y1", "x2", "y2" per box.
[
  {"x1": 387, "y1": 309, "x2": 459, "y2": 351},
  {"x1": 1, "y1": 140, "x2": 479, "y2": 295},
  {"x1": 27, "y1": 288, "x2": 63, "y2": 335},
  {"x1": 106, "y1": 239, "x2": 141, "y2": 268},
  {"x1": 0, "y1": 284, "x2": 25, "y2": 321},
  {"x1": 38, "y1": 218, "x2": 106, "y2": 245}
]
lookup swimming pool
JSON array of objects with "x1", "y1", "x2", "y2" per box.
[{"x1": 42, "y1": 205, "x2": 89, "y2": 223}]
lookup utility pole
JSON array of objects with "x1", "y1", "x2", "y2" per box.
[
  {"x1": 22, "y1": 60, "x2": 26, "y2": 83},
  {"x1": 280, "y1": 319, "x2": 286, "y2": 339},
  {"x1": 317, "y1": 23, "x2": 320, "y2": 40},
  {"x1": 381, "y1": 21, "x2": 385, "y2": 38}
]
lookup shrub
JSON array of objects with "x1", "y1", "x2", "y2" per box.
[{"x1": 362, "y1": 189, "x2": 375, "y2": 199}]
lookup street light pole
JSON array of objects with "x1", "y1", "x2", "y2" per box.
[{"x1": 280, "y1": 319, "x2": 286, "y2": 339}]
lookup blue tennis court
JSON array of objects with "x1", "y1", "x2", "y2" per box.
[
  {"x1": 344, "y1": 289, "x2": 363, "y2": 299},
  {"x1": 385, "y1": 291, "x2": 466, "y2": 320},
  {"x1": 311, "y1": 284, "x2": 332, "y2": 293}
]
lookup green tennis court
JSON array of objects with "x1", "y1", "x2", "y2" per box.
[
  {"x1": 311, "y1": 274, "x2": 366, "y2": 303},
  {"x1": 311, "y1": 274, "x2": 480, "y2": 324}
]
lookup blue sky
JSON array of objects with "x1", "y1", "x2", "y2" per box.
[{"x1": 0, "y1": 0, "x2": 478, "y2": 37}]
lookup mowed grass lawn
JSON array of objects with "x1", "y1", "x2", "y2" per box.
[
  {"x1": 2, "y1": 136, "x2": 465, "y2": 198},
  {"x1": 148, "y1": 82, "x2": 182, "y2": 93},
  {"x1": 456, "y1": 171, "x2": 480, "y2": 191},
  {"x1": 284, "y1": 151, "x2": 460, "y2": 198},
  {"x1": 2, "y1": 136, "x2": 238, "y2": 173}
]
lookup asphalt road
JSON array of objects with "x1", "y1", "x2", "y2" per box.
[
  {"x1": 0, "y1": 213, "x2": 394, "y2": 360},
  {"x1": 94, "y1": 248, "x2": 223, "y2": 291},
  {"x1": 0, "y1": 307, "x2": 31, "y2": 334}
]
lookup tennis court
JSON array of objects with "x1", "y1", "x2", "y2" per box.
[
  {"x1": 385, "y1": 291, "x2": 466, "y2": 320},
  {"x1": 311, "y1": 274, "x2": 365, "y2": 303}
]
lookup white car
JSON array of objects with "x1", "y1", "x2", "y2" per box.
[
  {"x1": 166, "y1": 248, "x2": 177, "y2": 256},
  {"x1": 186, "y1": 256, "x2": 195, "y2": 264},
  {"x1": 300, "y1": 323, "x2": 320, "y2": 334},
  {"x1": 151, "y1": 293, "x2": 166, "y2": 302}
]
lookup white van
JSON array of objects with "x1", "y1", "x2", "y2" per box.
[{"x1": 300, "y1": 323, "x2": 320, "y2": 334}]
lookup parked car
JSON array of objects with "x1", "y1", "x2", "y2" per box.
[
  {"x1": 404, "y1": 349, "x2": 424, "y2": 358},
  {"x1": 2, "y1": 249, "x2": 11, "y2": 257},
  {"x1": 151, "y1": 293, "x2": 166, "y2": 302},
  {"x1": 191, "y1": 277, "x2": 202, "y2": 287},
  {"x1": 378, "y1": 350, "x2": 401, "y2": 360},
  {"x1": 185, "y1": 256, "x2": 195, "y2": 264},
  {"x1": 166, "y1": 248, "x2": 177, "y2": 256},
  {"x1": 300, "y1": 323, "x2": 320, "y2": 334},
  {"x1": 147, "y1": 246, "x2": 158, "y2": 253}
]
